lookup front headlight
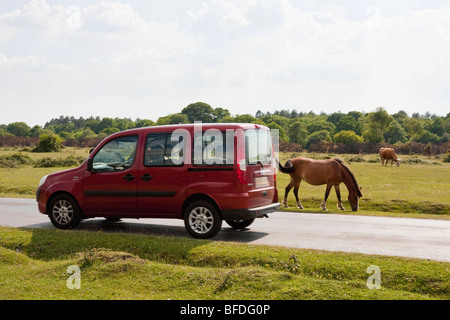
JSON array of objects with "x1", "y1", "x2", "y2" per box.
[{"x1": 38, "y1": 175, "x2": 48, "y2": 187}]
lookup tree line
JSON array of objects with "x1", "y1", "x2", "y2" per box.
[{"x1": 1, "y1": 102, "x2": 449, "y2": 154}]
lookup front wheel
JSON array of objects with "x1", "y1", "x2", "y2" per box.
[
  {"x1": 48, "y1": 195, "x2": 82, "y2": 229},
  {"x1": 184, "y1": 201, "x2": 222, "y2": 239}
]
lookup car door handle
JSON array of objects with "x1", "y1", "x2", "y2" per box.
[
  {"x1": 140, "y1": 173, "x2": 153, "y2": 182},
  {"x1": 123, "y1": 174, "x2": 135, "y2": 181}
]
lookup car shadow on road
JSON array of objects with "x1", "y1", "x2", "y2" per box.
[{"x1": 22, "y1": 218, "x2": 269, "y2": 244}]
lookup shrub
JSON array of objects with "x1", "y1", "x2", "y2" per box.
[
  {"x1": 0, "y1": 153, "x2": 33, "y2": 168},
  {"x1": 33, "y1": 155, "x2": 84, "y2": 168},
  {"x1": 33, "y1": 133, "x2": 62, "y2": 152},
  {"x1": 443, "y1": 153, "x2": 450, "y2": 163}
]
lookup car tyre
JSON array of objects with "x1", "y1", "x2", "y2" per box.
[
  {"x1": 48, "y1": 195, "x2": 82, "y2": 229},
  {"x1": 184, "y1": 201, "x2": 222, "y2": 239}
]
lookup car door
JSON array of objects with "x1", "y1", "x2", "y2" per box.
[
  {"x1": 137, "y1": 132, "x2": 187, "y2": 217},
  {"x1": 83, "y1": 135, "x2": 140, "y2": 215}
]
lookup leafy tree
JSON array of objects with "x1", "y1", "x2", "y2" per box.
[
  {"x1": 157, "y1": 113, "x2": 189, "y2": 125},
  {"x1": 134, "y1": 119, "x2": 155, "y2": 128},
  {"x1": 266, "y1": 122, "x2": 288, "y2": 142},
  {"x1": 234, "y1": 114, "x2": 256, "y2": 123},
  {"x1": 415, "y1": 130, "x2": 439, "y2": 144},
  {"x1": 426, "y1": 117, "x2": 445, "y2": 136},
  {"x1": 182, "y1": 102, "x2": 215, "y2": 123},
  {"x1": 28, "y1": 125, "x2": 44, "y2": 137},
  {"x1": 7, "y1": 122, "x2": 30, "y2": 137},
  {"x1": 403, "y1": 117, "x2": 424, "y2": 140},
  {"x1": 363, "y1": 107, "x2": 393, "y2": 143},
  {"x1": 214, "y1": 108, "x2": 231, "y2": 122},
  {"x1": 307, "y1": 130, "x2": 332, "y2": 147},
  {"x1": 384, "y1": 120, "x2": 408, "y2": 144},
  {"x1": 326, "y1": 112, "x2": 344, "y2": 125},
  {"x1": 288, "y1": 121, "x2": 308, "y2": 147},
  {"x1": 333, "y1": 130, "x2": 363, "y2": 144},
  {"x1": 335, "y1": 115, "x2": 361, "y2": 135},
  {"x1": 306, "y1": 119, "x2": 335, "y2": 135}
]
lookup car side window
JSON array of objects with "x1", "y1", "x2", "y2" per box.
[
  {"x1": 92, "y1": 135, "x2": 138, "y2": 172},
  {"x1": 144, "y1": 133, "x2": 185, "y2": 167}
]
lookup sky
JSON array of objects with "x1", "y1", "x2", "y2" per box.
[{"x1": 0, "y1": 0, "x2": 449, "y2": 127}]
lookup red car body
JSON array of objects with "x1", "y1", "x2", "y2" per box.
[{"x1": 37, "y1": 123, "x2": 279, "y2": 238}]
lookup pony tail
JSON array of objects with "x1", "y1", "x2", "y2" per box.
[{"x1": 278, "y1": 159, "x2": 295, "y2": 174}]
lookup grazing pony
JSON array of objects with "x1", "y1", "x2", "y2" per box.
[
  {"x1": 278, "y1": 157, "x2": 363, "y2": 211},
  {"x1": 379, "y1": 148, "x2": 401, "y2": 167}
]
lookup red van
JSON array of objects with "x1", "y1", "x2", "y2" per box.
[{"x1": 36, "y1": 123, "x2": 280, "y2": 238}]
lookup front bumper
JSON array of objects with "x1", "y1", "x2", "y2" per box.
[{"x1": 221, "y1": 202, "x2": 280, "y2": 220}]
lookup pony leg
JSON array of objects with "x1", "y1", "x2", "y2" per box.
[
  {"x1": 293, "y1": 181, "x2": 304, "y2": 209},
  {"x1": 320, "y1": 184, "x2": 332, "y2": 210},
  {"x1": 335, "y1": 184, "x2": 345, "y2": 210},
  {"x1": 283, "y1": 180, "x2": 295, "y2": 208}
]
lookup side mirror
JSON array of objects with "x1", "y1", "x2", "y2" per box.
[
  {"x1": 87, "y1": 158, "x2": 93, "y2": 172},
  {"x1": 89, "y1": 148, "x2": 94, "y2": 154}
]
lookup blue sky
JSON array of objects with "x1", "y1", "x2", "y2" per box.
[{"x1": 1, "y1": 0, "x2": 449, "y2": 126}]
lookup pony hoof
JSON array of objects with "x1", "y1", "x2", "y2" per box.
[{"x1": 297, "y1": 206, "x2": 304, "y2": 209}]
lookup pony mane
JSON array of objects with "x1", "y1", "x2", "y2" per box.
[{"x1": 334, "y1": 159, "x2": 363, "y2": 197}]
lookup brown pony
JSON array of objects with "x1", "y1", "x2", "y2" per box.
[{"x1": 278, "y1": 157, "x2": 363, "y2": 211}]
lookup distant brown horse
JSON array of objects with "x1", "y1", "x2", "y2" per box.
[
  {"x1": 278, "y1": 157, "x2": 363, "y2": 211},
  {"x1": 379, "y1": 148, "x2": 401, "y2": 167}
]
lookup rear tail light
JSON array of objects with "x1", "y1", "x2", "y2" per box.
[{"x1": 237, "y1": 147, "x2": 247, "y2": 184}]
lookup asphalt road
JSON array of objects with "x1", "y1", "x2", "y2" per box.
[{"x1": 1, "y1": 197, "x2": 449, "y2": 262}]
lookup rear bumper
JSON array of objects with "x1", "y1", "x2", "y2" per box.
[{"x1": 221, "y1": 202, "x2": 280, "y2": 220}]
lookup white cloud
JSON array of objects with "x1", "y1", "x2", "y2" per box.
[{"x1": 0, "y1": 0, "x2": 449, "y2": 126}]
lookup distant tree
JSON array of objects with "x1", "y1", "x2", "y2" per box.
[
  {"x1": 335, "y1": 115, "x2": 361, "y2": 135},
  {"x1": 426, "y1": 117, "x2": 445, "y2": 136},
  {"x1": 266, "y1": 122, "x2": 288, "y2": 142},
  {"x1": 134, "y1": 119, "x2": 155, "y2": 128},
  {"x1": 7, "y1": 122, "x2": 30, "y2": 137},
  {"x1": 363, "y1": 107, "x2": 393, "y2": 143},
  {"x1": 306, "y1": 119, "x2": 335, "y2": 135},
  {"x1": 415, "y1": 130, "x2": 439, "y2": 144},
  {"x1": 28, "y1": 125, "x2": 43, "y2": 137},
  {"x1": 97, "y1": 118, "x2": 115, "y2": 133},
  {"x1": 234, "y1": 114, "x2": 256, "y2": 123},
  {"x1": 326, "y1": 112, "x2": 344, "y2": 125},
  {"x1": 157, "y1": 113, "x2": 189, "y2": 125},
  {"x1": 214, "y1": 108, "x2": 231, "y2": 122},
  {"x1": 182, "y1": 102, "x2": 215, "y2": 123},
  {"x1": 384, "y1": 120, "x2": 408, "y2": 144},
  {"x1": 403, "y1": 117, "x2": 424, "y2": 140},
  {"x1": 288, "y1": 121, "x2": 308, "y2": 147},
  {"x1": 333, "y1": 130, "x2": 363, "y2": 145},
  {"x1": 307, "y1": 130, "x2": 332, "y2": 147}
]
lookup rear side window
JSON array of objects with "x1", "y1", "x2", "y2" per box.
[
  {"x1": 144, "y1": 133, "x2": 186, "y2": 167},
  {"x1": 193, "y1": 130, "x2": 233, "y2": 166}
]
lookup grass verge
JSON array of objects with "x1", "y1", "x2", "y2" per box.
[{"x1": 0, "y1": 226, "x2": 448, "y2": 300}]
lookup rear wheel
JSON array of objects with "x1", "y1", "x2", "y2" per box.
[
  {"x1": 184, "y1": 201, "x2": 222, "y2": 239},
  {"x1": 225, "y1": 218, "x2": 255, "y2": 229},
  {"x1": 48, "y1": 195, "x2": 82, "y2": 229}
]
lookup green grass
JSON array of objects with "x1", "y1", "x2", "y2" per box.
[
  {"x1": 0, "y1": 226, "x2": 448, "y2": 300},
  {"x1": 278, "y1": 152, "x2": 450, "y2": 218}
]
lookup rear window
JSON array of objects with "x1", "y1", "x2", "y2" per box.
[{"x1": 245, "y1": 129, "x2": 273, "y2": 166}]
